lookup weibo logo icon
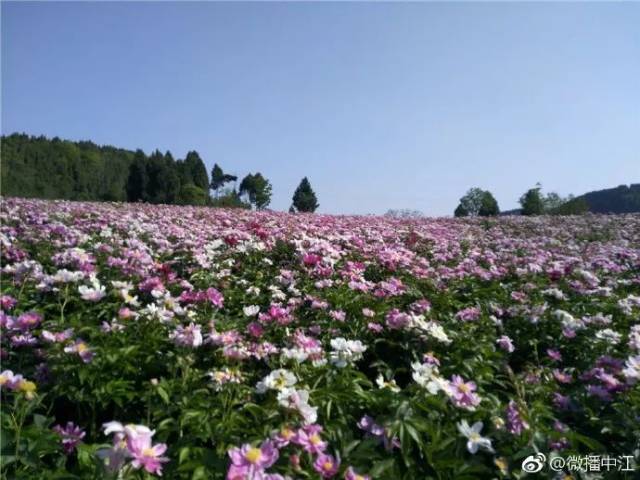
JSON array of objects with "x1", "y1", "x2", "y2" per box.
[{"x1": 521, "y1": 453, "x2": 546, "y2": 473}]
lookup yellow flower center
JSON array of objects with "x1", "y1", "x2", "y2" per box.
[
  {"x1": 245, "y1": 447, "x2": 262, "y2": 464},
  {"x1": 458, "y1": 383, "x2": 470, "y2": 393},
  {"x1": 142, "y1": 447, "x2": 155, "y2": 457},
  {"x1": 0, "y1": 375, "x2": 7, "y2": 385},
  {"x1": 77, "y1": 343, "x2": 88, "y2": 353},
  {"x1": 323, "y1": 461, "x2": 334, "y2": 471},
  {"x1": 310, "y1": 434, "x2": 322, "y2": 445}
]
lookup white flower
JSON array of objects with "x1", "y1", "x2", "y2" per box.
[
  {"x1": 256, "y1": 369, "x2": 297, "y2": 393},
  {"x1": 53, "y1": 269, "x2": 84, "y2": 283},
  {"x1": 629, "y1": 325, "x2": 640, "y2": 351},
  {"x1": 457, "y1": 420, "x2": 494, "y2": 454},
  {"x1": 411, "y1": 361, "x2": 447, "y2": 395},
  {"x1": 277, "y1": 387, "x2": 318, "y2": 424},
  {"x1": 281, "y1": 347, "x2": 309, "y2": 363},
  {"x1": 78, "y1": 283, "x2": 106, "y2": 302},
  {"x1": 595, "y1": 329, "x2": 622, "y2": 345},
  {"x1": 329, "y1": 338, "x2": 367, "y2": 368},
  {"x1": 246, "y1": 286, "x2": 261, "y2": 296},
  {"x1": 622, "y1": 355, "x2": 640, "y2": 383},
  {"x1": 554, "y1": 309, "x2": 585, "y2": 331},
  {"x1": 542, "y1": 288, "x2": 566, "y2": 300},
  {"x1": 376, "y1": 374, "x2": 401, "y2": 392},
  {"x1": 243, "y1": 305, "x2": 260, "y2": 317}
]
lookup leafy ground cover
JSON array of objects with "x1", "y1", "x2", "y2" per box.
[{"x1": 1, "y1": 197, "x2": 639, "y2": 479}]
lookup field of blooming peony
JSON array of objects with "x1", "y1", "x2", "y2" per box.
[{"x1": 1, "y1": 197, "x2": 639, "y2": 479}]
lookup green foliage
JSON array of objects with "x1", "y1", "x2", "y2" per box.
[
  {"x1": 177, "y1": 183, "x2": 208, "y2": 206},
  {"x1": 455, "y1": 188, "x2": 500, "y2": 217},
  {"x1": 291, "y1": 176, "x2": 319, "y2": 213},
  {"x1": 183, "y1": 151, "x2": 210, "y2": 194},
  {"x1": 209, "y1": 188, "x2": 250, "y2": 209},
  {"x1": 580, "y1": 184, "x2": 640, "y2": 214},
  {"x1": 454, "y1": 203, "x2": 468, "y2": 218},
  {"x1": 210, "y1": 164, "x2": 237, "y2": 197},
  {"x1": 1, "y1": 134, "x2": 219, "y2": 206},
  {"x1": 519, "y1": 185, "x2": 544, "y2": 216},
  {"x1": 238, "y1": 173, "x2": 272, "y2": 210},
  {"x1": 548, "y1": 196, "x2": 589, "y2": 216},
  {"x1": 1, "y1": 134, "x2": 133, "y2": 201}
]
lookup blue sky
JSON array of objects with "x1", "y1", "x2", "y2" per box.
[{"x1": 2, "y1": 2, "x2": 639, "y2": 215}]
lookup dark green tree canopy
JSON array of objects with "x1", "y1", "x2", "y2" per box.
[
  {"x1": 210, "y1": 163, "x2": 238, "y2": 196},
  {"x1": 454, "y1": 188, "x2": 499, "y2": 217},
  {"x1": 519, "y1": 185, "x2": 545, "y2": 216},
  {"x1": 184, "y1": 151, "x2": 209, "y2": 193},
  {"x1": 291, "y1": 177, "x2": 319, "y2": 213},
  {"x1": 239, "y1": 173, "x2": 272, "y2": 210}
]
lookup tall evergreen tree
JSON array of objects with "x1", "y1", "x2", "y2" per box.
[
  {"x1": 184, "y1": 151, "x2": 209, "y2": 193},
  {"x1": 126, "y1": 150, "x2": 148, "y2": 202},
  {"x1": 163, "y1": 151, "x2": 181, "y2": 204},
  {"x1": 291, "y1": 177, "x2": 319, "y2": 213}
]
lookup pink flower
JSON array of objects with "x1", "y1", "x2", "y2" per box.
[
  {"x1": 273, "y1": 426, "x2": 296, "y2": 448},
  {"x1": 41, "y1": 328, "x2": 74, "y2": 343},
  {"x1": 0, "y1": 295, "x2": 17, "y2": 310},
  {"x1": 64, "y1": 340, "x2": 94, "y2": 363},
  {"x1": 127, "y1": 433, "x2": 169, "y2": 475},
  {"x1": 448, "y1": 375, "x2": 481, "y2": 410},
  {"x1": 455, "y1": 307, "x2": 481, "y2": 322},
  {"x1": 0, "y1": 370, "x2": 24, "y2": 390},
  {"x1": 505, "y1": 400, "x2": 529, "y2": 435},
  {"x1": 547, "y1": 349, "x2": 562, "y2": 362},
  {"x1": 118, "y1": 307, "x2": 135, "y2": 319},
  {"x1": 303, "y1": 253, "x2": 322, "y2": 266},
  {"x1": 53, "y1": 421, "x2": 86, "y2": 454},
  {"x1": 169, "y1": 322, "x2": 203, "y2": 348},
  {"x1": 294, "y1": 424, "x2": 327, "y2": 454},
  {"x1": 247, "y1": 322, "x2": 264, "y2": 338},
  {"x1": 367, "y1": 322, "x2": 383, "y2": 333},
  {"x1": 228, "y1": 441, "x2": 279, "y2": 471},
  {"x1": 314, "y1": 454, "x2": 340, "y2": 478},
  {"x1": 15, "y1": 311, "x2": 42, "y2": 330},
  {"x1": 206, "y1": 287, "x2": 224, "y2": 308},
  {"x1": 496, "y1": 335, "x2": 515, "y2": 353},
  {"x1": 385, "y1": 309, "x2": 410, "y2": 330}
]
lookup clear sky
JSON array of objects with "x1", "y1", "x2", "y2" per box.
[{"x1": 2, "y1": 1, "x2": 639, "y2": 215}]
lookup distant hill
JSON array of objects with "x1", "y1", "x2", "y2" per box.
[
  {"x1": 580, "y1": 184, "x2": 640, "y2": 213},
  {"x1": 501, "y1": 184, "x2": 640, "y2": 215}
]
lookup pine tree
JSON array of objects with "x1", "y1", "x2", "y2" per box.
[
  {"x1": 184, "y1": 151, "x2": 209, "y2": 193},
  {"x1": 291, "y1": 177, "x2": 319, "y2": 213},
  {"x1": 126, "y1": 150, "x2": 148, "y2": 202}
]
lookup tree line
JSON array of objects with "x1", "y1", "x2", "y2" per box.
[
  {"x1": 453, "y1": 184, "x2": 590, "y2": 217},
  {"x1": 1, "y1": 133, "x2": 319, "y2": 212}
]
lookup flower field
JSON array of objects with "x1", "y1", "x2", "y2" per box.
[{"x1": 1, "y1": 197, "x2": 639, "y2": 479}]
